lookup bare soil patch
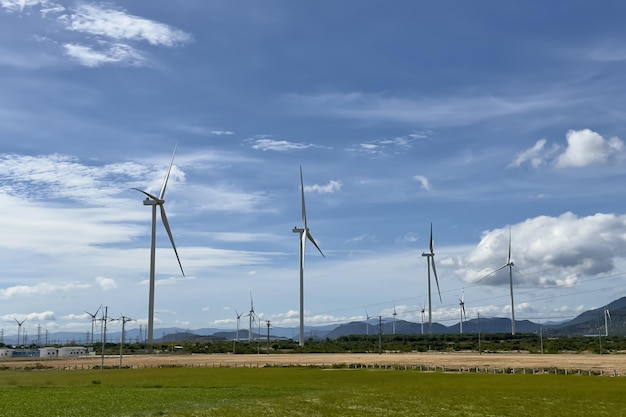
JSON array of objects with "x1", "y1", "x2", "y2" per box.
[{"x1": 2, "y1": 352, "x2": 625, "y2": 375}]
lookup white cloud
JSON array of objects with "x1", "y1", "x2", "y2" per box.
[
  {"x1": 457, "y1": 212, "x2": 626, "y2": 287},
  {"x1": 3, "y1": 1, "x2": 191, "y2": 67},
  {"x1": 0, "y1": 282, "x2": 89, "y2": 299},
  {"x1": 248, "y1": 138, "x2": 314, "y2": 152},
  {"x1": 61, "y1": 3, "x2": 192, "y2": 46},
  {"x1": 64, "y1": 42, "x2": 145, "y2": 67},
  {"x1": 96, "y1": 276, "x2": 117, "y2": 290},
  {"x1": 413, "y1": 175, "x2": 432, "y2": 191},
  {"x1": 304, "y1": 180, "x2": 342, "y2": 194},
  {"x1": 348, "y1": 133, "x2": 425, "y2": 157},
  {"x1": 512, "y1": 129, "x2": 624, "y2": 169},
  {"x1": 0, "y1": 0, "x2": 43, "y2": 12},
  {"x1": 2, "y1": 311, "x2": 56, "y2": 322},
  {"x1": 555, "y1": 129, "x2": 624, "y2": 168},
  {"x1": 509, "y1": 139, "x2": 549, "y2": 168}
]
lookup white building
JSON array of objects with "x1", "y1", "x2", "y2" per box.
[
  {"x1": 57, "y1": 347, "x2": 87, "y2": 357},
  {"x1": 0, "y1": 348, "x2": 13, "y2": 357},
  {"x1": 39, "y1": 347, "x2": 58, "y2": 358}
]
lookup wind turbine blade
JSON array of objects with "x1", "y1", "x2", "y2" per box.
[
  {"x1": 476, "y1": 264, "x2": 508, "y2": 283},
  {"x1": 300, "y1": 166, "x2": 308, "y2": 230},
  {"x1": 429, "y1": 223, "x2": 434, "y2": 254},
  {"x1": 159, "y1": 206, "x2": 185, "y2": 276},
  {"x1": 133, "y1": 188, "x2": 159, "y2": 201},
  {"x1": 306, "y1": 231, "x2": 325, "y2": 257},
  {"x1": 431, "y1": 258, "x2": 442, "y2": 303},
  {"x1": 507, "y1": 226, "x2": 512, "y2": 264},
  {"x1": 159, "y1": 145, "x2": 178, "y2": 200}
]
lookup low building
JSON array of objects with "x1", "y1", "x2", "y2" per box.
[
  {"x1": 39, "y1": 347, "x2": 58, "y2": 358},
  {"x1": 0, "y1": 348, "x2": 13, "y2": 357},
  {"x1": 57, "y1": 347, "x2": 87, "y2": 357}
]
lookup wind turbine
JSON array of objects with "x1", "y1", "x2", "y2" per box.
[
  {"x1": 604, "y1": 307, "x2": 611, "y2": 337},
  {"x1": 292, "y1": 166, "x2": 325, "y2": 347},
  {"x1": 392, "y1": 302, "x2": 397, "y2": 335},
  {"x1": 421, "y1": 223, "x2": 441, "y2": 333},
  {"x1": 364, "y1": 308, "x2": 371, "y2": 335},
  {"x1": 234, "y1": 308, "x2": 243, "y2": 343},
  {"x1": 458, "y1": 290, "x2": 466, "y2": 334},
  {"x1": 14, "y1": 318, "x2": 26, "y2": 347},
  {"x1": 478, "y1": 225, "x2": 516, "y2": 335},
  {"x1": 247, "y1": 292, "x2": 257, "y2": 342},
  {"x1": 85, "y1": 305, "x2": 102, "y2": 345},
  {"x1": 133, "y1": 145, "x2": 185, "y2": 351},
  {"x1": 419, "y1": 304, "x2": 425, "y2": 335}
]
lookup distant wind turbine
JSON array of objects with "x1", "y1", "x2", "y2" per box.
[
  {"x1": 292, "y1": 166, "x2": 325, "y2": 347},
  {"x1": 459, "y1": 290, "x2": 466, "y2": 334},
  {"x1": 419, "y1": 304, "x2": 425, "y2": 335},
  {"x1": 604, "y1": 307, "x2": 611, "y2": 337},
  {"x1": 14, "y1": 318, "x2": 26, "y2": 347},
  {"x1": 234, "y1": 308, "x2": 243, "y2": 343},
  {"x1": 365, "y1": 308, "x2": 371, "y2": 335},
  {"x1": 392, "y1": 302, "x2": 397, "y2": 335},
  {"x1": 478, "y1": 225, "x2": 516, "y2": 335},
  {"x1": 85, "y1": 305, "x2": 102, "y2": 345},
  {"x1": 133, "y1": 146, "x2": 185, "y2": 352},
  {"x1": 421, "y1": 223, "x2": 441, "y2": 333},
  {"x1": 247, "y1": 292, "x2": 257, "y2": 342}
]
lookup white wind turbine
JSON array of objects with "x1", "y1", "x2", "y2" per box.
[
  {"x1": 364, "y1": 308, "x2": 371, "y2": 335},
  {"x1": 85, "y1": 305, "x2": 102, "y2": 345},
  {"x1": 392, "y1": 302, "x2": 397, "y2": 335},
  {"x1": 478, "y1": 225, "x2": 516, "y2": 335},
  {"x1": 234, "y1": 308, "x2": 243, "y2": 343},
  {"x1": 247, "y1": 292, "x2": 257, "y2": 343},
  {"x1": 421, "y1": 223, "x2": 441, "y2": 333},
  {"x1": 419, "y1": 304, "x2": 426, "y2": 335},
  {"x1": 14, "y1": 318, "x2": 26, "y2": 347},
  {"x1": 133, "y1": 146, "x2": 185, "y2": 351},
  {"x1": 458, "y1": 290, "x2": 466, "y2": 334},
  {"x1": 604, "y1": 307, "x2": 611, "y2": 337},
  {"x1": 292, "y1": 166, "x2": 325, "y2": 347}
]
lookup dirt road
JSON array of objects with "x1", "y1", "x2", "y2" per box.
[{"x1": 2, "y1": 352, "x2": 625, "y2": 375}]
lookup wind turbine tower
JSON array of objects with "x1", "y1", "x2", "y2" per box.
[
  {"x1": 234, "y1": 309, "x2": 243, "y2": 343},
  {"x1": 604, "y1": 307, "x2": 611, "y2": 337},
  {"x1": 419, "y1": 304, "x2": 425, "y2": 335},
  {"x1": 421, "y1": 223, "x2": 441, "y2": 333},
  {"x1": 458, "y1": 290, "x2": 466, "y2": 334},
  {"x1": 292, "y1": 166, "x2": 325, "y2": 347},
  {"x1": 134, "y1": 146, "x2": 185, "y2": 352}
]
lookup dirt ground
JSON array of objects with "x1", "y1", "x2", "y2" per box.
[{"x1": 2, "y1": 352, "x2": 625, "y2": 375}]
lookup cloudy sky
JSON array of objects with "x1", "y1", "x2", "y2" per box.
[{"x1": 2, "y1": 1, "x2": 626, "y2": 340}]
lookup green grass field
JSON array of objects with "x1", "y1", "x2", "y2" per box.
[{"x1": 0, "y1": 366, "x2": 624, "y2": 417}]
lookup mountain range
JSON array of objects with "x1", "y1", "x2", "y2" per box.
[{"x1": 3, "y1": 297, "x2": 624, "y2": 347}]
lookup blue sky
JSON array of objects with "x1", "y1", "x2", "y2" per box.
[{"x1": 2, "y1": 1, "x2": 626, "y2": 340}]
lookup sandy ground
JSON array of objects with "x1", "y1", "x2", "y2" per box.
[{"x1": 2, "y1": 352, "x2": 625, "y2": 375}]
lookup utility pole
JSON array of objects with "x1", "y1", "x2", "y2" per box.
[
  {"x1": 378, "y1": 316, "x2": 383, "y2": 355},
  {"x1": 266, "y1": 320, "x2": 271, "y2": 354},
  {"x1": 119, "y1": 315, "x2": 134, "y2": 369},
  {"x1": 477, "y1": 312, "x2": 481, "y2": 355},
  {"x1": 100, "y1": 306, "x2": 108, "y2": 371}
]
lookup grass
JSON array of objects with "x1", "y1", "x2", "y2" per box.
[{"x1": 0, "y1": 366, "x2": 625, "y2": 416}]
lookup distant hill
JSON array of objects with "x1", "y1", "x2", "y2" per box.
[{"x1": 3, "y1": 297, "x2": 625, "y2": 347}]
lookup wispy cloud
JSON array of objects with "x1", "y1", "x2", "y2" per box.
[
  {"x1": 2, "y1": 1, "x2": 192, "y2": 67},
  {"x1": 413, "y1": 175, "x2": 432, "y2": 191},
  {"x1": 285, "y1": 92, "x2": 561, "y2": 127},
  {"x1": 511, "y1": 129, "x2": 624, "y2": 169},
  {"x1": 0, "y1": 282, "x2": 89, "y2": 300},
  {"x1": 347, "y1": 132, "x2": 429, "y2": 157},
  {"x1": 247, "y1": 136, "x2": 316, "y2": 152},
  {"x1": 304, "y1": 180, "x2": 342, "y2": 194}
]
